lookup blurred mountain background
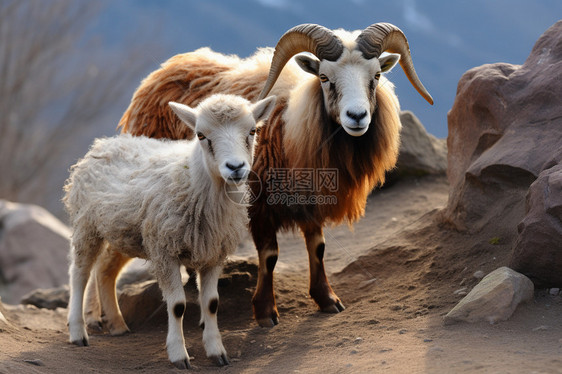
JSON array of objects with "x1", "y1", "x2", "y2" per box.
[{"x1": 1, "y1": 0, "x2": 560, "y2": 218}]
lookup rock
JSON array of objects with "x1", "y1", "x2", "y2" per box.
[
  {"x1": 393, "y1": 111, "x2": 447, "y2": 178},
  {"x1": 549, "y1": 288, "x2": 560, "y2": 296},
  {"x1": 0, "y1": 200, "x2": 71, "y2": 304},
  {"x1": 20, "y1": 286, "x2": 69, "y2": 310},
  {"x1": 118, "y1": 259, "x2": 257, "y2": 330},
  {"x1": 473, "y1": 270, "x2": 485, "y2": 280},
  {"x1": 445, "y1": 21, "x2": 562, "y2": 233},
  {"x1": 509, "y1": 163, "x2": 562, "y2": 287},
  {"x1": 453, "y1": 288, "x2": 467, "y2": 296},
  {"x1": 532, "y1": 325, "x2": 550, "y2": 332},
  {"x1": 444, "y1": 267, "x2": 534, "y2": 325},
  {"x1": 23, "y1": 359, "x2": 45, "y2": 367},
  {"x1": 116, "y1": 258, "x2": 154, "y2": 289},
  {"x1": 0, "y1": 297, "x2": 8, "y2": 325},
  {"x1": 118, "y1": 279, "x2": 168, "y2": 330}
]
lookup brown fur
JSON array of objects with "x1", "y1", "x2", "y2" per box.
[{"x1": 119, "y1": 50, "x2": 399, "y2": 232}]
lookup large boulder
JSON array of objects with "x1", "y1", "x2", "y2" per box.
[
  {"x1": 0, "y1": 200, "x2": 71, "y2": 304},
  {"x1": 444, "y1": 21, "x2": 562, "y2": 286},
  {"x1": 510, "y1": 161, "x2": 562, "y2": 287},
  {"x1": 445, "y1": 21, "x2": 562, "y2": 234},
  {"x1": 392, "y1": 111, "x2": 447, "y2": 178}
]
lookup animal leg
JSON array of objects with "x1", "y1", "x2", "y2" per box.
[
  {"x1": 68, "y1": 235, "x2": 104, "y2": 347},
  {"x1": 84, "y1": 268, "x2": 102, "y2": 332},
  {"x1": 94, "y1": 246, "x2": 132, "y2": 335},
  {"x1": 197, "y1": 265, "x2": 229, "y2": 366},
  {"x1": 300, "y1": 223, "x2": 345, "y2": 313},
  {"x1": 251, "y1": 227, "x2": 280, "y2": 327},
  {"x1": 153, "y1": 258, "x2": 191, "y2": 369}
]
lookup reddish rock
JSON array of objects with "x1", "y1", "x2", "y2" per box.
[
  {"x1": 445, "y1": 21, "x2": 562, "y2": 286},
  {"x1": 510, "y1": 162, "x2": 562, "y2": 287},
  {"x1": 445, "y1": 21, "x2": 562, "y2": 233}
]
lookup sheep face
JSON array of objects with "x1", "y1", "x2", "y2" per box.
[
  {"x1": 169, "y1": 95, "x2": 276, "y2": 185},
  {"x1": 295, "y1": 50, "x2": 399, "y2": 137}
]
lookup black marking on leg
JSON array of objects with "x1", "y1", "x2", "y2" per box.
[
  {"x1": 173, "y1": 303, "x2": 185, "y2": 318},
  {"x1": 209, "y1": 298, "x2": 218, "y2": 314},
  {"x1": 316, "y1": 242, "x2": 325, "y2": 262},
  {"x1": 266, "y1": 255, "x2": 278, "y2": 273}
]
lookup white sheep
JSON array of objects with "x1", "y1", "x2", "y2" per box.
[{"x1": 63, "y1": 94, "x2": 276, "y2": 369}]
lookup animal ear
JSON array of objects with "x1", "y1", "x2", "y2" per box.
[
  {"x1": 251, "y1": 96, "x2": 277, "y2": 123},
  {"x1": 379, "y1": 53, "x2": 400, "y2": 73},
  {"x1": 295, "y1": 54, "x2": 320, "y2": 76},
  {"x1": 168, "y1": 101, "x2": 197, "y2": 131}
]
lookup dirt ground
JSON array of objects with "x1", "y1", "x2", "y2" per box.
[{"x1": 1, "y1": 175, "x2": 561, "y2": 373}]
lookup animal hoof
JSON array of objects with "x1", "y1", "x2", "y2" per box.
[
  {"x1": 321, "y1": 300, "x2": 345, "y2": 313},
  {"x1": 87, "y1": 321, "x2": 103, "y2": 332},
  {"x1": 108, "y1": 325, "x2": 130, "y2": 336},
  {"x1": 257, "y1": 314, "x2": 279, "y2": 328},
  {"x1": 71, "y1": 337, "x2": 89, "y2": 347},
  {"x1": 212, "y1": 353, "x2": 230, "y2": 366},
  {"x1": 172, "y1": 358, "x2": 192, "y2": 370},
  {"x1": 335, "y1": 300, "x2": 345, "y2": 312}
]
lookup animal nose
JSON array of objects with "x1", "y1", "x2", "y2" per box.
[
  {"x1": 346, "y1": 110, "x2": 367, "y2": 122},
  {"x1": 226, "y1": 161, "x2": 245, "y2": 171}
]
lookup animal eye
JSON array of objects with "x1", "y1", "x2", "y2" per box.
[
  {"x1": 375, "y1": 72, "x2": 381, "y2": 80},
  {"x1": 249, "y1": 128, "x2": 256, "y2": 136},
  {"x1": 197, "y1": 132, "x2": 206, "y2": 141},
  {"x1": 319, "y1": 74, "x2": 329, "y2": 83}
]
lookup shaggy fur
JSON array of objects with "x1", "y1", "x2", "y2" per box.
[
  {"x1": 65, "y1": 94, "x2": 274, "y2": 368},
  {"x1": 64, "y1": 134, "x2": 245, "y2": 268},
  {"x1": 119, "y1": 30, "x2": 404, "y2": 326},
  {"x1": 119, "y1": 48, "x2": 400, "y2": 226}
]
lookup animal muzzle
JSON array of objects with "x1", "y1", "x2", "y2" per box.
[
  {"x1": 339, "y1": 106, "x2": 371, "y2": 137},
  {"x1": 221, "y1": 161, "x2": 250, "y2": 185}
]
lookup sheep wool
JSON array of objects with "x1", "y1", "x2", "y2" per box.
[{"x1": 64, "y1": 94, "x2": 277, "y2": 369}]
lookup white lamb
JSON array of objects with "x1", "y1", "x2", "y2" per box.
[{"x1": 63, "y1": 94, "x2": 276, "y2": 369}]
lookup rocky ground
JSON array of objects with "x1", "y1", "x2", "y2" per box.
[{"x1": 1, "y1": 175, "x2": 561, "y2": 374}]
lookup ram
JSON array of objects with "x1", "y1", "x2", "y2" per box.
[
  {"x1": 119, "y1": 22, "x2": 433, "y2": 327},
  {"x1": 64, "y1": 94, "x2": 276, "y2": 368}
]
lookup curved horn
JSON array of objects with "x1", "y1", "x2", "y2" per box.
[
  {"x1": 356, "y1": 23, "x2": 433, "y2": 105},
  {"x1": 258, "y1": 24, "x2": 344, "y2": 100}
]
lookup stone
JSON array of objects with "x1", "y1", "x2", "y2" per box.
[
  {"x1": 473, "y1": 270, "x2": 485, "y2": 280},
  {"x1": 444, "y1": 267, "x2": 534, "y2": 325},
  {"x1": 118, "y1": 259, "x2": 257, "y2": 330},
  {"x1": 118, "y1": 279, "x2": 168, "y2": 330},
  {"x1": 445, "y1": 21, "x2": 562, "y2": 233},
  {"x1": 20, "y1": 286, "x2": 69, "y2": 310},
  {"x1": 392, "y1": 111, "x2": 447, "y2": 178},
  {"x1": 23, "y1": 359, "x2": 45, "y2": 367},
  {"x1": 0, "y1": 297, "x2": 8, "y2": 325},
  {"x1": 0, "y1": 200, "x2": 71, "y2": 304},
  {"x1": 509, "y1": 163, "x2": 562, "y2": 287}
]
